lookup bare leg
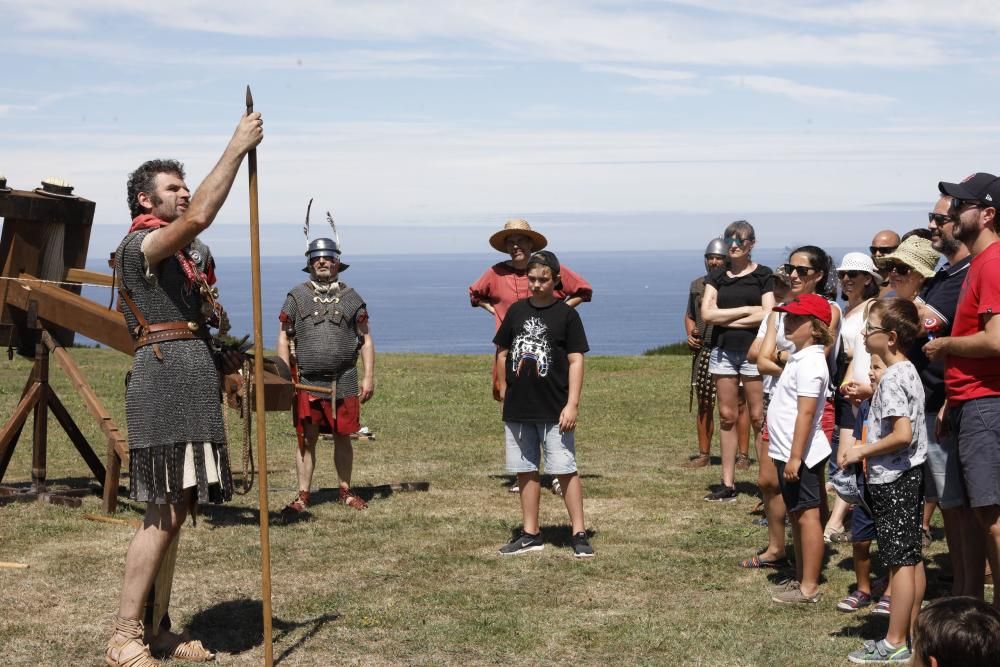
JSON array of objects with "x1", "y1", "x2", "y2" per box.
[
  {"x1": 979, "y1": 505, "x2": 1000, "y2": 611},
  {"x1": 558, "y1": 472, "x2": 585, "y2": 534},
  {"x1": 796, "y1": 507, "x2": 824, "y2": 598},
  {"x1": 742, "y1": 377, "x2": 765, "y2": 450},
  {"x1": 756, "y1": 452, "x2": 786, "y2": 561},
  {"x1": 737, "y1": 389, "x2": 750, "y2": 459},
  {"x1": 715, "y1": 375, "x2": 740, "y2": 489},
  {"x1": 853, "y1": 541, "x2": 872, "y2": 595},
  {"x1": 825, "y1": 497, "x2": 851, "y2": 536},
  {"x1": 923, "y1": 501, "x2": 937, "y2": 535},
  {"x1": 941, "y1": 506, "x2": 967, "y2": 596},
  {"x1": 885, "y1": 563, "x2": 921, "y2": 647},
  {"x1": 295, "y1": 423, "x2": 319, "y2": 494},
  {"x1": 791, "y1": 516, "x2": 804, "y2": 584},
  {"x1": 962, "y1": 507, "x2": 988, "y2": 599},
  {"x1": 518, "y1": 472, "x2": 542, "y2": 534},
  {"x1": 332, "y1": 433, "x2": 354, "y2": 490},
  {"x1": 117, "y1": 494, "x2": 191, "y2": 620},
  {"x1": 696, "y1": 401, "x2": 714, "y2": 456}
]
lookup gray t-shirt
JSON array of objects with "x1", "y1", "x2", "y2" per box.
[{"x1": 865, "y1": 360, "x2": 928, "y2": 484}]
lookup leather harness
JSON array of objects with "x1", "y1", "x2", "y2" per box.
[{"x1": 118, "y1": 288, "x2": 211, "y2": 359}]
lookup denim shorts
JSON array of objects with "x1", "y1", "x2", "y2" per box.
[
  {"x1": 708, "y1": 346, "x2": 760, "y2": 377},
  {"x1": 851, "y1": 476, "x2": 877, "y2": 542},
  {"x1": 952, "y1": 396, "x2": 1000, "y2": 508},
  {"x1": 504, "y1": 422, "x2": 577, "y2": 475}
]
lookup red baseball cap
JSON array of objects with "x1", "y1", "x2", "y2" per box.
[{"x1": 773, "y1": 293, "x2": 831, "y2": 325}]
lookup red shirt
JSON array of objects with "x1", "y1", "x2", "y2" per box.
[
  {"x1": 469, "y1": 261, "x2": 593, "y2": 331},
  {"x1": 945, "y1": 240, "x2": 1000, "y2": 402}
]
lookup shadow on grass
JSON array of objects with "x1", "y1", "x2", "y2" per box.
[
  {"x1": 188, "y1": 597, "x2": 340, "y2": 665},
  {"x1": 489, "y1": 473, "x2": 603, "y2": 491},
  {"x1": 830, "y1": 612, "x2": 888, "y2": 640}
]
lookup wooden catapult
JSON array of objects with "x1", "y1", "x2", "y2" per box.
[{"x1": 0, "y1": 178, "x2": 292, "y2": 512}]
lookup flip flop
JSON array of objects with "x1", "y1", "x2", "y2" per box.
[{"x1": 739, "y1": 554, "x2": 789, "y2": 569}]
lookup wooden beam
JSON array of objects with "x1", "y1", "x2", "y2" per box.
[
  {"x1": 7, "y1": 275, "x2": 132, "y2": 354},
  {"x1": 65, "y1": 268, "x2": 117, "y2": 288}
]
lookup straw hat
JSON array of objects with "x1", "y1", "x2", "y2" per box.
[
  {"x1": 489, "y1": 218, "x2": 548, "y2": 253},
  {"x1": 835, "y1": 252, "x2": 881, "y2": 282},
  {"x1": 876, "y1": 236, "x2": 940, "y2": 279}
]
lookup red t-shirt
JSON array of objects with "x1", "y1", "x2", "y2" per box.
[
  {"x1": 945, "y1": 240, "x2": 1000, "y2": 402},
  {"x1": 468, "y1": 262, "x2": 593, "y2": 331}
]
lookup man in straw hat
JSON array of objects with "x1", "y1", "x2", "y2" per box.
[
  {"x1": 925, "y1": 172, "x2": 1000, "y2": 611},
  {"x1": 470, "y1": 218, "x2": 592, "y2": 493},
  {"x1": 278, "y1": 225, "x2": 375, "y2": 514},
  {"x1": 106, "y1": 112, "x2": 263, "y2": 666}
]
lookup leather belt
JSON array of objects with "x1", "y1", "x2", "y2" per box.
[{"x1": 134, "y1": 321, "x2": 211, "y2": 351}]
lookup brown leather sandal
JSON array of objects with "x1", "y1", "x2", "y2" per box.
[
  {"x1": 339, "y1": 487, "x2": 368, "y2": 510},
  {"x1": 283, "y1": 490, "x2": 310, "y2": 513},
  {"x1": 149, "y1": 629, "x2": 215, "y2": 662},
  {"x1": 106, "y1": 616, "x2": 160, "y2": 667}
]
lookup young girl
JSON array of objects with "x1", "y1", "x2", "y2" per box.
[
  {"x1": 765, "y1": 293, "x2": 834, "y2": 604},
  {"x1": 843, "y1": 298, "x2": 928, "y2": 664}
]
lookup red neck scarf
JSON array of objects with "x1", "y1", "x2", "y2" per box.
[{"x1": 127, "y1": 214, "x2": 216, "y2": 286}]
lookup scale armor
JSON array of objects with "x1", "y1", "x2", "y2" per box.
[
  {"x1": 284, "y1": 281, "x2": 366, "y2": 399},
  {"x1": 115, "y1": 230, "x2": 232, "y2": 504}
]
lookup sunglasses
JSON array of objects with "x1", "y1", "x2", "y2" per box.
[
  {"x1": 927, "y1": 212, "x2": 957, "y2": 226},
  {"x1": 782, "y1": 264, "x2": 817, "y2": 277},
  {"x1": 837, "y1": 270, "x2": 864, "y2": 279},
  {"x1": 948, "y1": 197, "x2": 989, "y2": 217},
  {"x1": 870, "y1": 245, "x2": 898, "y2": 255},
  {"x1": 882, "y1": 261, "x2": 912, "y2": 276},
  {"x1": 723, "y1": 235, "x2": 751, "y2": 247},
  {"x1": 864, "y1": 322, "x2": 890, "y2": 336}
]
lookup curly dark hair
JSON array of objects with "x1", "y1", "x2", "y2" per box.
[{"x1": 126, "y1": 159, "x2": 185, "y2": 219}]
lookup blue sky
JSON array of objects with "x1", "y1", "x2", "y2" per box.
[{"x1": 3, "y1": 1, "x2": 1000, "y2": 256}]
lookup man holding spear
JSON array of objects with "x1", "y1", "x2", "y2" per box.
[{"x1": 106, "y1": 110, "x2": 263, "y2": 666}]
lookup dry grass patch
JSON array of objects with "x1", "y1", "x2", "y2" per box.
[{"x1": 0, "y1": 350, "x2": 952, "y2": 665}]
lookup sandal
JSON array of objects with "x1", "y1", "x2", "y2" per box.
[
  {"x1": 149, "y1": 629, "x2": 215, "y2": 662},
  {"x1": 283, "y1": 490, "x2": 310, "y2": 513},
  {"x1": 339, "y1": 487, "x2": 368, "y2": 510},
  {"x1": 106, "y1": 616, "x2": 160, "y2": 667},
  {"x1": 739, "y1": 554, "x2": 789, "y2": 569}
]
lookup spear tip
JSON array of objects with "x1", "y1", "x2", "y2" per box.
[{"x1": 245, "y1": 85, "x2": 254, "y2": 113}]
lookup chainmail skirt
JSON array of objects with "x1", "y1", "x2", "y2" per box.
[
  {"x1": 690, "y1": 346, "x2": 716, "y2": 408},
  {"x1": 129, "y1": 441, "x2": 234, "y2": 505}
]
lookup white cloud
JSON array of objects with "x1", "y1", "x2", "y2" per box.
[{"x1": 720, "y1": 75, "x2": 895, "y2": 107}]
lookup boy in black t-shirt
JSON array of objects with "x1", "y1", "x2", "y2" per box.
[{"x1": 494, "y1": 250, "x2": 593, "y2": 557}]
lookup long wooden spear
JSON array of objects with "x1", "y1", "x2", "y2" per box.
[{"x1": 245, "y1": 85, "x2": 274, "y2": 666}]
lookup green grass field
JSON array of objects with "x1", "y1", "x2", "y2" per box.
[{"x1": 0, "y1": 349, "x2": 951, "y2": 665}]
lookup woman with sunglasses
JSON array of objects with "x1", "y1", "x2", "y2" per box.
[
  {"x1": 823, "y1": 253, "x2": 883, "y2": 543},
  {"x1": 700, "y1": 220, "x2": 774, "y2": 502},
  {"x1": 739, "y1": 245, "x2": 840, "y2": 568}
]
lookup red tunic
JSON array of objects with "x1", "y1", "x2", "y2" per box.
[{"x1": 468, "y1": 261, "x2": 593, "y2": 332}]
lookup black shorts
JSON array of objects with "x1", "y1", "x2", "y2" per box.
[
  {"x1": 774, "y1": 457, "x2": 828, "y2": 514},
  {"x1": 952, "y1": 396, "x2": 1000, "y2": 508},
  {"x1": 834, "y1": 391, "x2": 856, "y2": 429},
  {"x1": 866, "y1": 466, "x2": 924, "y2": 567}
]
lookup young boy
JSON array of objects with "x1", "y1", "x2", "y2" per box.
[
  {"x1": 494, "y1": 250, "x2": 593, "y2": 558},
  {"x1": 765, "y1": 293, "x2": 834, "y2": 604},
  {"x1": 843, "y1": 298, "x2": 928, "y2": 664},
  {"x1": 911, "y1": 596, "x2": 1000, "y2": 667}
]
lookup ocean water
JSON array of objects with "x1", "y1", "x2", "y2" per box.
[{"x1": 83, "y1": 247, "x2": 824, "y2": 355}]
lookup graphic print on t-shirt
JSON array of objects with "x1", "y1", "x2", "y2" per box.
[{"x1": 512, "y1": 316, "x2": 551, "y2": 377}]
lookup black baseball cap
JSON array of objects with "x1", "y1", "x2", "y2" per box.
[
  {"x1": 527, "y1": 250, "x2": 563, "y2": 289},
  {"x1": 938, "y1": 172, "x2": 1000, "y2": 205}
]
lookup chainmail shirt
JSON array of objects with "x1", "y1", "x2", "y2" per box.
[
  {"x1": 116, "y1": 230, "x2": 227, "y2": 449},
  {"x1": 282, "y1": 281, "x2": 367, "y2": 399}
]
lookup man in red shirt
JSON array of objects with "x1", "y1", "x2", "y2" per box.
[{"x1": 925, "y1": 172, "x2": 1000, "y2": 609}]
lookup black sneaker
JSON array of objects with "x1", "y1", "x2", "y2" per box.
[
  {"x1": 704, "y1": 486, "x2": 738, "y2": 502},
  {"x1": 571, "y1": 531, "x2": 594, "y2": 558},
  {"x1": 499, "y1": 531, "x2": 544, "y2": 555}
]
